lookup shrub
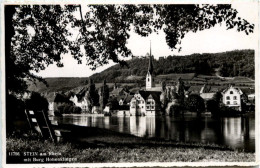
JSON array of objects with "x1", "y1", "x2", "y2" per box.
[
  {"x1": 6, "y1": 94, "x2": 26, "y2": 133},
  {"x1": 25, "y1": 92, "x2": 48, "y2": 112},
  {"x1": 185, "y1": 94, "x2": 205, "y2": 114},
  {"x1": 73, "y1": 106, "x2": 82, "y2": 114},
  {"x1": 169, "y1": 104, "x2": 182, "y2": 116},
  {"x1": 206, "y1": 99, "x2": 219, "y2": 116}
]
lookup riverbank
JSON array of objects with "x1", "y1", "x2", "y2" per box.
[{"x1": 6, "y1": 127, "x2": 255, "y2": 163}]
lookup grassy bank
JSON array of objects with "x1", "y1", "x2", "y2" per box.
[{"x1": 6, "y1": 127, "x2": 255, "y2": 163}]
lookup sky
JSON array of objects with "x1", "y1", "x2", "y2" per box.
[{"x1": 33, "y1": 2, "x2": 258, "y2": 78}]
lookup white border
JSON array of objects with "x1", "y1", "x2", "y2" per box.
[{"x1": 1, "y1": 0, "x2": 259, "y2": 167}]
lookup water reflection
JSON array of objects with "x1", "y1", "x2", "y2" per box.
[{"x1": 55, "y1": 115, "x2": 255, "y2": 152}]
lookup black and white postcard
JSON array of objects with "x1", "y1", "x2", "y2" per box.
[{"x1": 1, "y1": 1, "x2": 259, "y2": 167}]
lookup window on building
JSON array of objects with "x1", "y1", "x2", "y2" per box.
[
  {"x1": 234, "y1": 101, "x2": 237, "y2": 105},
  {"x1": 227, "y1": 101, "x2": 230, "y2": 105},
  {"x1": 234, "y1": 96, "x2": 237, "y2": 100},
  {"x1": 142, "y1": 106, "x2": 144, "y2": 108},
  {"x1": 151, "y1": 106, "x2": 154, "y2": 109},
  {"x1": 226, "y1": 96, "x2": 230, "y2": 100},
  {"x1": 147, "y1": 106, "x2": 150, "y2": 109},
  {"x1": 148, "y1": 78, "x2": 150, "y2": 82},
  {"x1": 230, "y1": 91, "x2": 233, "y2": 94}
]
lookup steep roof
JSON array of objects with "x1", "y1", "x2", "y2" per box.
[
  {"x1": 200, "y1": 84, "x2": 212, "y2": 93},
  {"x1": 45, "y1": 92, "x2": 56, "y2": 102},
  {"x1": 240, "y1": 88, "x2": 255, "y2": 95},
  {"x1": 123, "y1": 94, "x2": 134, "y2": 103},
  {"x1": 222, "y1": 85, "x2": 243, "y2": 95},
  {"x1": 54, "y1": 93, "x2": 70, "y2": 103},
  {"x1": 188, "y1": 86, "x2": 202, "y2": 94},
  {"x1": 137, "y1": 90, "x2": 161, "y2": 103},
  {"x1": 76, "y1": 87, "x2": 88, "y2": 102},
  {"x1": 111, "y1": 87, "x2": 128, "y2": 96}
]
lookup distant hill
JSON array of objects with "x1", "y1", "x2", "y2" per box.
[
  {"x1": 90, "y1": 49, "x2": 254, "y2": 82},
  {"x1": 27, "y1": 77, "x2": 88, "y2": 93},
  {"x1": 28, "y1": 49, "x2": 254, "y2": 93}
]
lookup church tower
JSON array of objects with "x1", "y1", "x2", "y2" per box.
[{"x1": 146, "y1": 41, "x2": 155, "y2": 90}]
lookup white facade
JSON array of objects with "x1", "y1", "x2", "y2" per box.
[
  {"x1": 222, "y1": 86, "x2": 243, "y2": 111},
  {"x1": 248, "y1": 93, "x2": 255, "y2": 100},
  {"x1": 146, "y1": 72, "x2": 154, "y2": 90},
  {"x1": 69, "y1": 95, "x2": 88, "y2": 112},
  {"x1": 130, "y1": 93, "x2": 146, "y2": 115},
  {"x1": 48, "y1": 102, "x2": 54, "y2": 111},
  {"x1": 92, "y1": 106, "x2": 101, "y2": 114},
  {"x1": 130, "y1": 93, "x2": 157, "y2": 116}
]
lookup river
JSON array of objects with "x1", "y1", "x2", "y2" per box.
[{"x1": 54, "y1": 114, "x2": 255, "y2": 152}]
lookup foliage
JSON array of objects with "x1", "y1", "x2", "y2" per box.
[
  {"x1": 99, "y1": 80, "x2": 110, "y2": 109},
  {"x1": 218, "y1": 106, "x2": 242, "y2": 116},
  {"x1": 6, "y1": 94, "x2": 26, "y2": 133},
  {"x1": 6, "y1": 5, "x2": 254, "y2": 94},
  {"x1": 169, "y1": 104, "x2": 182, "y2": 116},
  {"x1": 90, "y1": 50, "x2": 254, "y2": 83},
  {"x1": 25, "y1": 92, "x2": 49, "y2": 112},
  {"x1": 185, "y1": 94, "x2": 205, "y2": 113},
  {"x1": 57, "y1": 104, "x2": 82, "y2": 114},
  {"x1": 160, "y1": 91, "x2": 168, "y2": 110},
  {"x1": 108, "y1": 97, "x2": 119, "y2": 110},
  {"x1": 86, "y1": 79, "x2": 99, "y2": 107},
  {"x1": 213, "y1": 91, "x2": 222, "y2": 103},
  {"x1": 206, "y1": 99, "x2": 219, "y2": 116}
]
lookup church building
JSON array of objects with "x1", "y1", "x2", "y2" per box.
[
  {"x1": 129, "y1": 43, "x2": 162, "y2": 116},
  {"x1": 146, "y1": 42, "x2": 155, "y2": 90}
]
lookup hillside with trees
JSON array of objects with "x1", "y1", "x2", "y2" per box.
[
  {"x1": 91, "y1": 49, "x2": 254, "y2": 82},
  {"x1": 27, "y1": 49, "x2": 254, "y2": 93}
]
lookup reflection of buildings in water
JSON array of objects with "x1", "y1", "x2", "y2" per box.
[
  {"x1": 129, "y1": 116, "x2": 137, "y2": 136},
  {"x1": 91, "y1": 116, "x2": 97, "y2": 127},
  {"x1": 146, "y1": 117, "x2": 155, "y2": 137},
  {"x1": 129, "y1": 116, "x2": 155, "y2": 137},
  {"x1": 248, "y1": 117, "x2": 255, "y2": 140},
  {"x1": 136, "y1": 117, "x2": 147, "y2": 137},
  {"x1": 223, "y1": 118, "x2": 243, "y2": 147},
  {"x1": 104, "y1": 116, "x2": 110, "y2": 129},
  {"x1": 200, "y1": 117, "x2": 216, "y2": 143},
  {"x1": 118, "y1": 117, "x2": 124, "y2": 132},
  {"x1": 69, "y1": 116, "x2": 89, "y2": 126}
]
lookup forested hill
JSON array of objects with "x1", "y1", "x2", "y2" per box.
[
  {"x1": 91, "y1": 49, "x2": 254, "y2": 82},
  {"x1": 27, "y1": 50, "x2": 254, "y2": 93}
]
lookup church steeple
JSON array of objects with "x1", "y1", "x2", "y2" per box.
[
  {"x1": 146, "y1": 41, "x2": 154, "y2": 90},
  {"x1": 148, "y1": 41, "x2": 153, "y2": 75}
]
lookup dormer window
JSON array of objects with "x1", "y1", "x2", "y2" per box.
[{"x1": 230, "y1": 91, "x2": 233, "y2": 94}]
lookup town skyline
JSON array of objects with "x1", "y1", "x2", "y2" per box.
[{"x1": 31, "y1": 2, "x2": 257, "y2": 78}]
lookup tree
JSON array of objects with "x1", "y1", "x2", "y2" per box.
[
  {"x1": 213, "y1": 91, "x2": 222, "y2": 104},
  {"x1": 86, "y1": 79, "x2": 99, "y2": 109},
  {"x1": 206, "y1": 99, "x2": 219, "y2": 116},
  {"x1": 185, "y1": 94, "x2": 205, "y2": 114},
  {"x1": 6, "y1": 4, "x2": 254, "y2": 94},
  {"x1": 99, "y1": 79, "x2": 110, "y2": 109},
  {"x1": 6, "y1": 94, "x2": 25, "y2": 133},
  {"x1": 25, "y1": 92, "x2": 49, "y2": 112},
  {"x1": 176, "y1": 77, "x2": 185, "y2": 105}
]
